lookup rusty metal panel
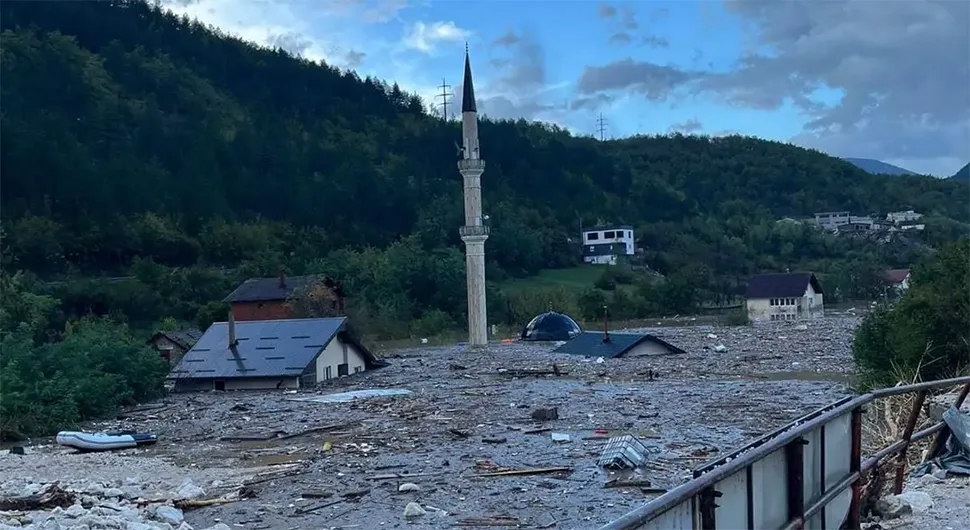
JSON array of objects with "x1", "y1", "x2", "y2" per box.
[
  {"x1": 824, "y1": 411, "x2": 853, "y2": 528},
  {"x1": 751, "y1": 448, "x2": 789, "y2": 528},
  {"x1": 713, "y1": 468, "x2": 749, "y2": 529},
  {"x1": 639, "y1": 498, "x2": 695, "y2": 530}
]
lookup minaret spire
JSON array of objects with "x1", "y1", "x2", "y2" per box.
[
  {"x1": 461, "y1": 43, "x2": 477, "y2": 113},
  {"x1": 457, "y1": 45, "x2": 488, "y2": 347}
]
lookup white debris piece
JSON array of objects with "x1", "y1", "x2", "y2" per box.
[{"x1": 403, "y1": 502, "x2": 427, "y2": 518}]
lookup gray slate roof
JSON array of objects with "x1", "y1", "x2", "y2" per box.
[
  {"x1": 553, "y1": 331, "x2": 685, "y2": 359},
  {"x1": 148, "y1": 329, "x2": 202, "y2": 350},
  {"x1": 223, "y1": 275, "x2": 318, "y2": 303},
  {"x1": 168, "y1": 317, "x2": 383, "y2": 380},
  {"x1": 746, "y1": 273, "x2": 823, "y2": 298}
]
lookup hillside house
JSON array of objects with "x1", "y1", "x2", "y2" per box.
[
  {"x1": 168, "y1": 317, "x2": 386, "y2": 392},
  {"x1": 745, "y1": 273, "x2": 825, "y2": 322},
  {"x1": 884, "y1": 269, "x2": 911, "y2": 293},
  {"x1": 148, "y1": 329, "x2": 202, "y2": 366},
  {"x1": 225, "y1": 272, "x2": 345, "y2": 321},
  {"x1": 886, "y1": 210, "x2": 923, "y2": 224},
  {"x1": 582, "y1": 225, "x2": 635, "y2": 265}
]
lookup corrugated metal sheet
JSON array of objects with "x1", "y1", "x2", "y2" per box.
[{"x1": 169, "y1": 318, "x2": 346, "y2": 379}]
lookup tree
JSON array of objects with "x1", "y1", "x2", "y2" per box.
[{"x1": 853, "y1": 238, "x2": 970, "y2": 388}]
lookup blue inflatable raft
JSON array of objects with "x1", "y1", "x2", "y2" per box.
[{"x1": 55, "y1": 431, "x2": 158, "y2": 452}]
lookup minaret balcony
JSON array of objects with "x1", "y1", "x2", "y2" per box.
[
  {"x1": 458, "y1": 159, "x2": 486, "y2": 172},
  {"x1": 459, "y1": 225, "x2": 490, "y2": 238}
]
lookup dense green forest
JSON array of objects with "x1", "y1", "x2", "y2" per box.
[{"x1": 1, "y1": 0, "x2": 968, "y2": 339}]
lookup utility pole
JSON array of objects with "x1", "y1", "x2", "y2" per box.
[
  {"x1": 596, "y1": 113, "x2": 609, "y2": 141},
  {"x1": 436, "y1": 78, "x2": 453, "y2": 121}
]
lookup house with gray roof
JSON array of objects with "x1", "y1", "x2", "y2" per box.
[
  {"x1": 224, "y1": 271, "x2": 345, "y2": 322},
  {"x1": 169, "y1": 317, "x2": 385, "y2": 392},
  {"x1": 553, "y1": 331, "x2": 685, "y2": 358},
  {"x1": 148, "y1": 329, "x2": 203, "y2": 366},
  {"x1": 745, "y1": 272, "x2": 824, "y2": 322}
]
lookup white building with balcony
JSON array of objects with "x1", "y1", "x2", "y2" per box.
[{"x1": 582, "y1": 225, "x2": 634, "y2": 265}]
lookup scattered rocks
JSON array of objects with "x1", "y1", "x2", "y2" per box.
[{"x1": 402, "y1": 502, "x2": 427, "y2": 518}]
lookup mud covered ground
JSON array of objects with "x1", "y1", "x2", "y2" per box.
[{"x1": 1, "y1": 318, "x2": 861, "y2": 529}]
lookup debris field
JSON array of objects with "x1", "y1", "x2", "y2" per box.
[{"x1": 1, "y1": 318, "x2": 860, "y2": 529}]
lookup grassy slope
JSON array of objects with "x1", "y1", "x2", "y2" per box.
[{"x1": 500, "y1": 266, "x2": 603, "y2": 292}]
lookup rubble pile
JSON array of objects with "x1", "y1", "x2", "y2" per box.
[
  {"x1": 1, "y1": 317, "x2": 863, "y2": 528},
  {"x1": 0, "y1": 477, "x2": 229, "y2": 530}
]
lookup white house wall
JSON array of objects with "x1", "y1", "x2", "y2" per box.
[
  {"x1": 746, "y1": 284, "x2": 825, "y2": 322},
  {"x1": 315, "y1": 336, "x2": 367, "y2": 383},
  {"x1": 624, "y1": 341, "x2": 677, "y2": 357}
]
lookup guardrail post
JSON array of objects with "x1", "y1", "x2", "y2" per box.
[
  {"x1": 699, "y1": 487, "x2": 721, "y2": 530},
  {"x1": 892, "y1": 390, "x2": 927, "y2": 494},
  {"x1": 846, "y1": 407, "x2": 862, "y2": 530},
  {"x1": 923, "y1": 383, "x2": 970, "y2": 465},
  {"x1": 786, "y1": 437, "x2": 807, "y2": 528}
]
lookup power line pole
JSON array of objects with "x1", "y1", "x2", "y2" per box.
[
  {"x1": 435, "y1": 78, "x2": 453, "y2": 121},
  {"x1": 596, "y1": 113, "x2": 608, "y2": 141}
]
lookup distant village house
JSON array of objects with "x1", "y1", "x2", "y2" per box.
[
  {"x1": 884, "y1": 268, "x2": 911, "y2": 293},
  {"x1": 745, "y1": 273, "x2": 825, "y2": 322},
  {"x1": 582, "y1": 225, "x2": 635, "y2": 265},
  {"x1": 168, "y1": 316, "x2": 385, "y2": 392},
  {"x1": 225, "y1": 271, "x2": 345, "y2": 322},
  {"x1": 148, "y1": 329, "x2": 202, "y2": 366}
]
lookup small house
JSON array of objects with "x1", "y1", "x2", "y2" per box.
[
  {"x1": 582, "y1": 225, "x2": 635, "y2": 265},
  {"x1": 553, "y1": 331, "x2": 685, "y2": 358},
  {"x1": 884, "y1": 269, "x2": 911, "y2": 293},
  {"x1": 224, "y1": 272, "x2": 345, "y2": 322},
  {"x1": 745, "y1": 273, "x2": 824, "y2": 322},
  {"x1": 147, "y1": 329, "x2": 202, "y2": 366},
  {"x1": 168, "y1": 317, "x2": 385, "y2": 392}
]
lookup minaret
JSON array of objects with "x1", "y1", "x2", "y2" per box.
[{"x1": 458, "y1": 44, "x2": 489, "y2": 347}]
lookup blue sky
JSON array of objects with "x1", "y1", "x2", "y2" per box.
[{"x1": 163, "y1": 0, "x2": 969, "y2": 177}]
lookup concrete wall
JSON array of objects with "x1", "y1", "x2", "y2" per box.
[
  {"x1": 173, "y1": 377, "x2": 301, "y2": 392},
  {"x1": 314, "y1": 334, "x2": 367, "y2": 383},
  {"x1": 624, "y1": 340, "x2": 678, "y2": 357},
  {"x1": 230, "y1": 301, "x2": 292, "y2": 321},
  {"x1": 584, "y1": 254, "x2": 618, "y2": 265},
  {"x1": 150, "y1": 336, "x2": 188, "y2": 366}
]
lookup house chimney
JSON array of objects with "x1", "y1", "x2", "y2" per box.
[
  {"x1": 602, "y1": 305, "x2": 611, "y2": 343},
  {"x1": 279, "y1": 267, "x2": 287, "y2": 289},
  {"x1": 228, "y1": 310, "x2": 238, "y2": 347}
]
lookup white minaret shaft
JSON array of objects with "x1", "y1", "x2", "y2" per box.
[{"x1": 458, "y1": 45, "x2": 488, "y2": 347}]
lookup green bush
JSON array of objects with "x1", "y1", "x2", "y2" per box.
[
  {"x1": 852, "y1": 238, "x2": 970, "y2": 389},
  {"x1": 721, "y1": 309, "x2": 750, "y2": 326},
  {"x1": 0, "y1": 317, "x2": 170, "y2": 440}
]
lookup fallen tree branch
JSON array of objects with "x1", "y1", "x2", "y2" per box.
[
  {"x1": 0, "y1": 484, "x2": 75, "y2": 511},
  {"x1": 474, "y1": 467, "x2": 572, "y2": 478}
]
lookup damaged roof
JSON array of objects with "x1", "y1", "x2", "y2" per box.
[
  {"x1": 168, "y1": 317, "x2": 385, "y2": 380},
  {"x1": 885, "y1": 269, "x2": 911, "y2": 284},
  {"x1": 745, "y1": 273, "x2": 823, "y2": 298},
  {"x1": 148, "y1": 329, "x2": 202, "y2": 350},
  {"x1": 553, "y1": 331, "x2": 685, "y2": 359},
  {"x1": 224, "y1": 275, "x2": 343, "y2": 303}
]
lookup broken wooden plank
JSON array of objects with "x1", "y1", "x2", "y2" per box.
[
  {"x1": 367, "y1": 471, "x2": 443, "y2": 481},
  {"x1": 295, "y1": 498, "x2": 343, "y2": 515},
  {"x1": 474, "y1": 467, "x2": 572, "y2": 478},
  {"x1": 277, "y1": 422, "x2": 354, "y2": 441},
  {"x1": 300, "y1": 490, "x2": 332, "y2": 499},
  {"x1": 603, "y1": 478, "x2": 652, "y2": 489},
  {"x1": 220, "y1": 432, "x2": 283, "y2": 442}
]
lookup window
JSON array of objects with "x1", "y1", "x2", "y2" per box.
[
  {"x1": 338, "y1": 363, "x2": 349, "y2": 377},
  {"x1": 354, "y1": 366, "x2": 363, "y2": 374},
  {"x1": 627, "y1": 231, "x2": 632, "y2": 238},
  {"x1": 587, "y1": 233, "x2": 600, "y2": 241},
  {"x1": 604, "y1": 231, "x2": 616, "y2": 238},
  {"x1": 325, "y1": 366, "x2": 332, "y2": 380}
]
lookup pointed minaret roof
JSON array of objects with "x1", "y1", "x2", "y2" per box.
[{"x1": 462, "y1": 43, "x2": 477, "y2": 113}]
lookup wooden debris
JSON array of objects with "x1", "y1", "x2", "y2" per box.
[
  {"x1": 220, "y1": 432, "x2": 283, "y2": 442},
  {"x1": 449, "y1": 428, "x2": 471, "y2": 439},
  {"x1": 300, "y1": 490, "x2": 332, "y2": 499},
  {"x1": 295, "y1": 498, "x2": 343, "y2": 515},
  {"x1": 481, "y1": 437, "x2": 507, "y2": 444},
  {"x1": 367, "y1": 471, "x2": 442, "y2": 481},
  {"x1": 175, "y1": 497, "x2": 239, "y2": 510},
  {"x1": 340, "y1": 489, "x2": 370, "y2": 499},
  {"x1": 278, "y1": 422, "x2": 354, "y2": 441},
  {"x1": 523, "y1": 427, "x2": 553, "y2": 435},
  {"x1": 639, "y1": 487, "x2": 668, "y2": 495},
  {"x1": 0, "y1": 484, "x2": 75, "y2": 511},
  {"x1": 475, "y1": 467, "x2": 572, "y2": 478},
  {"x1": 603, "y1": 478, "x2": 652, "y2": 489},
  {"x1": 456, "y1": 516, "x2": 521, "y2": 527}
]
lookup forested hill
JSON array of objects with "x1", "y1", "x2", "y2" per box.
[{"x1": 1, "y1": 0, "x2": 969, "y2": 335}]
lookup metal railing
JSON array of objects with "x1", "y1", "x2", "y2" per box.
[{"x1": 598, "y1": 376, "x2": 970, "y2": 530}]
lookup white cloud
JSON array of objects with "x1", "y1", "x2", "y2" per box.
[{"x1": 402, "y1": 21, "x2": 470, "y2": 54}]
